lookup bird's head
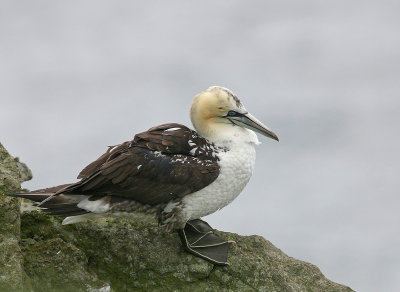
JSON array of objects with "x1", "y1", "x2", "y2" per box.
[{"x1": 190, "y1": 86, "x2": 279, "y2": 142}]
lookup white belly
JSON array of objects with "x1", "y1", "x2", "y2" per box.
[{"x1": 181, "y1": 141, "x2": 256, "y2": 220}]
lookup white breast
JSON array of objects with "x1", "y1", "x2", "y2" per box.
[{"x1": 180, "y1": 129, "x2": 258, "y2": 220}]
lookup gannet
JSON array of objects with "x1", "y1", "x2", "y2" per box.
[{"x1": 8, "y1": 86, "x2": 278, "y2": 265}]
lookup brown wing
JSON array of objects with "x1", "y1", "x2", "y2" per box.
[{"x1": 60, "y1": 123, "x2": 221, "y2": 205}]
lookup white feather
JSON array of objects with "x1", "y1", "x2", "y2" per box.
[{"x1": 77, "y1": 197, "x2": 111, "y2": 213}]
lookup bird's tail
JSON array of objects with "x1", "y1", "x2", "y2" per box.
[{"x1": 6, "y1": 184, "x2": 89, "y2": 217}]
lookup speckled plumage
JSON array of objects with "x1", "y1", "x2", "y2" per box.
[
  {"x1": 61, "y1": 126, "x2": 259, "y2": 230},
  {"x1": 178, "y1": 128, "x2": 258, "y2": 222}
]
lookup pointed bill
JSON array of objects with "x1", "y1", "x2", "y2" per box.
[{"x1": 228, "y1": 113, "x2": 279, "y2": 141}]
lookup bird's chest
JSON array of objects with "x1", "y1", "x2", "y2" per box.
[{"x1": 181, "y1": 143, "x2": 256, "y2": 219}]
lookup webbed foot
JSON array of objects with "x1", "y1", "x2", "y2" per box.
[{"x1": 178, "y1": 219, "x2": 233, "y2": 265}]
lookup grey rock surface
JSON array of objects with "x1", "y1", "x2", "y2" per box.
[
  {"x1": 0, "y1": 143, "x2": 32, "y2": 292},
  {"x1": 0, "y1": 143, "x2": 354, "y2": 291}
]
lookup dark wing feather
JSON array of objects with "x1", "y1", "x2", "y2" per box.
[
  {"x1": 77, "y1": 142, "x2": 131, "y2": 179},
  {"x1": 7, "y1": 184, "x2": 89, "y2": 217},
  {"x1": 60, "y1": 123, "x2": 221, "y2": 205}
]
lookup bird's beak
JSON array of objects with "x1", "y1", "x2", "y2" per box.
[{"x1": 228, "y1": 113, "x2": 279, "y2": 141}]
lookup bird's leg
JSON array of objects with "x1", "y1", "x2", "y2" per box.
[{"x1": 177, "y1": 219, "x2": 233, "y2": 265}]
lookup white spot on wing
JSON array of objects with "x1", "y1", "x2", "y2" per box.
[
  {"x1": 77, "y1": 197, "x2": 110, "y2": 213},
  {"x1": 164, "y1": 127, "x2": 181, "y2": 131},
  {"x1": 153, "y1": 151, "x2": 166, "y2": 158},
  {"x1": 108, "y1": 145, "x2": 119, "y2": 152},
  {"x1": 189, "y1": 147, "x2": 198, "y2": 155}
]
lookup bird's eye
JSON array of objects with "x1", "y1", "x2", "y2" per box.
[{"x1": 227, "y1": 110, "x2": 237, "y2": 117}]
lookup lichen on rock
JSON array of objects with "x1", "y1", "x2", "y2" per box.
[
  {"x1": 0, "y1": 143, "x2": 32, "y2": 292},
  {"x1": 0, "y1": 143, "x2": 354, "y2": 291}
]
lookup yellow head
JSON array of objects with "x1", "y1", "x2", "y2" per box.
[{"x1": 190, "y1": 86, "x2": 279, "y2": 142}]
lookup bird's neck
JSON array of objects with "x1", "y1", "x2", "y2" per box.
[{"x1": 200, "y1": 123, "x2": 260, "y2": 150}]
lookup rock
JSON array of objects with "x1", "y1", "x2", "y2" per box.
[
  {"x1": 19, "y1": 213, "x2": 354, "y2": 292},
  {"x1": 21, "y1": 212, "x2": 109, "y2": 292},
  {"x1": 0, "y1": 143, "x2": 32, "y2": 292},
  {"x1": 1, "y1": 143, "x2": 354, "y2": 291}
]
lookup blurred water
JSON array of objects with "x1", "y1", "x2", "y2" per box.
[{"x1": 1, "y1": 1, "x2": 399, "y2": 291}]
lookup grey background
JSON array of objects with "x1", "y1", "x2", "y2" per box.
[{"x1": 1, "y1": 1, "x2": 399, "y2": 291}]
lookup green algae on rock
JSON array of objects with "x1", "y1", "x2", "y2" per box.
[
  {"x1": 0, "y1": 143, "x2": 32, "y2": 292},
  {"x1": 19, "y1": 211, "x2": 354, "y2": 292},
  {"x1": 1, "y1": 142, "x2": 354, "y2": 291}
]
